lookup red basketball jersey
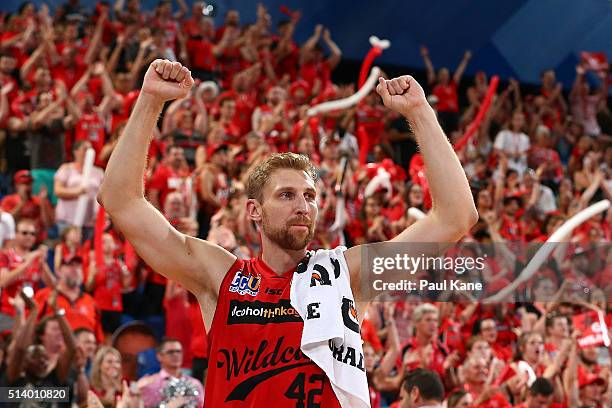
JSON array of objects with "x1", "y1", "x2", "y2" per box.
[{"x1": 204, "y1": 257, "x2": 342, "y2": 407}]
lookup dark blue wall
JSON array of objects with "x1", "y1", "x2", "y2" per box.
[{"x1": 3, "y1": 0, "x2": 612, "y2": 88}]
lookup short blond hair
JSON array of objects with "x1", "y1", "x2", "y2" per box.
[
  {"x1": 412, "y1": 303, "x2": 439, "y2": 323},
  {"x1": 245, "y1": 153, "x2": 317, "y2": 202}
]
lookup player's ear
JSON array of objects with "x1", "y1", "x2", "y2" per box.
[{"x1": 246, "y1": 198, "x2": 262, "y2": 222}]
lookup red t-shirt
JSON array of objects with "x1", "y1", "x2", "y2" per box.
[
  {"x1": 464, "y1": 383, "x2": 511, "y2": 408},
  {"x1": 91, "y1": 259, "x2": 125, "y2": 312},
  {"x1": 189, "y1": 299, "x2": 209, "y2": 360},
  {"x1": 1, "y1": 194, "x2": 42, "y2": 223},
  {"x1": 361, "y1": 318, "x2": 383, "y2": 352},
  {"x1": 186, "y1": 38, "x2": 216, "y2": 72},
  {"x1": 164, "y1": 292, "x2": 194, "y2": 368},
  {"x1": 233, "y1": 91, "x2": 257, "y2": 137},
  {"x1": 58, "y1": 241, "x2": 91, "y2": 273},
  {"x1": 0, "y1": 249, "x2": 42, "y2": 315},
  {"x1": 147, "y1": 164, "x2": 190, "y2": 210},
  {"x1": 299, "y1": 60, "x2": 331, "y2": 90},
  {"x1": 515, "y1": 403, "x2": 566, "y2": 408},
  {"x1": 432, "y1": 80, "x2": 459, "y2": 113},
  {"x1": 499, "y1": 213, "x2": 525, "y2": 242},
  {"x1": 402, "y1": 338, "x2": 449, "y2": 379},
  {"x1": 217, "y1": 47, "x2": 245, "y2": 89},
  {"x1": 50, "y1": 61, "x2": 87, "y2": 91},
  {"x1": 204, "y1": 257, "x2": 343, "y2": 407},
  {"x1": 34, "y1": 287, "x2": 104, "y2": 342},
  {"x1": 275, "y1": 41, "x2": 299, "y2": 81},
  {"x1": 356, "y1": 103, "x2": 386, "y2": 146},
  {"x1": 74, "y1": 112, "x2": 106, "y2": 166},
  {"x1": 369, "y1": 385, "x2": 381, "y2": 408}
]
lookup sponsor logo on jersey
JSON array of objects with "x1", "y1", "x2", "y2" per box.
[
  {"x1": 229, "y1": 270, "x2": 261, "y2": 296},
  {"x1": 227, "y1": 299, "x2": 302, "y2": 325}
]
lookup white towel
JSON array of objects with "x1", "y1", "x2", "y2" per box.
[{"x1": 290, "y1": 247, "x2": 370, "y2": 408}]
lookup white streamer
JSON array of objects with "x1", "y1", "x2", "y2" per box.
[
  {"x1": 73, "y1": 148, "x2": 96, "y2": 227},
  {"x1": 484, "y1": 200, "x2": 610, "y2": 302},
  {"x1": 407, "y1": 207, "x2": 427, "y2": 220},
  {"x1": 369, "y1": 36, "x2": 390, "y2": 50},
  {"x1": 364, "y1": 169, "x2": 392, "y2": 201},
  {"x1": 307, "y1": 67, "x2": 381, "y2": 116}
]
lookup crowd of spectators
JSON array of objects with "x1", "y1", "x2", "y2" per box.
[{"x1": 0, "y1": 0, "x2": 611, "y2": 407}]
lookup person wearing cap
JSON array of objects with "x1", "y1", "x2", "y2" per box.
[
  {"x1": 34, "y1": 256, "x2": 104, "y2": 342},
  {"x1": 197, "y1": 143, "x2": 230, "y2": 238},
  {"x1": 1, "y1": 170, "x2": 54, "y2": 239}
]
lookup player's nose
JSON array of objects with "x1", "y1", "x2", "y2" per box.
[{"x1": 294, "y1": 193, "x2": 310, "y2": 215}]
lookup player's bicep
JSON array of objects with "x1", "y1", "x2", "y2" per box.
[
  {"x1": 390, "y1": 214, "x2": 466, "y2": 244},
  {"x1": 108, "y1": 198, "x2": 236, "y2": 296}
]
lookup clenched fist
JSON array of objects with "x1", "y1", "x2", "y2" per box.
[
  {"x1": 376, "y1": 75, "x2": 428, "y2": 118},
  {"x1": 142, "y1": 59, "x2": 194, "y2": 103}
]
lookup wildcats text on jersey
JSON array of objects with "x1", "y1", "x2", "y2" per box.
[{"x1": 217, "y1": 336, "x2": 316, "y2": 402}]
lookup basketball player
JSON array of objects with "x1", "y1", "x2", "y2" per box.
[{"x1": 98, "y1": 60, "x2": 478, "y2": 407}]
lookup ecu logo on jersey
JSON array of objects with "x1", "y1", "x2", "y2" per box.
[{"x1": 229, "y1": 270, "x2": 262, "y2": 297}]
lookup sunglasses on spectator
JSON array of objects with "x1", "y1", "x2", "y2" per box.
[
  {"x1": 18, "y1": 230, "x2": 37, "y2": 236},
  {"x1": 162, "y1": 349, "x2": 183, "y2": 355}
]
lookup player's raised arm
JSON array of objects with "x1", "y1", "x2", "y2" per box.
[
  {"x1": 97, "y1": 60, "x2": 236, "y2": 298},
  {"x1": 378, "y1": 75, "x2": 478, "y2": 243},
  {"x1": 344, "y1": 75, "x2": 478, "y2": 299}
]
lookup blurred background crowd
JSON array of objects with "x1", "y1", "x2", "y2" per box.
[{"x1": 0, "y1": 0, "x2": 611, "y2": 407}]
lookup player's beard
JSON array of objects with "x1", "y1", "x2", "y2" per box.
[{"x1": 261, "y1": 209, "x2": 314, "y2": 251}]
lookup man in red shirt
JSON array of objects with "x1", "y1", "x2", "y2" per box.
[
  {"x1": 34, "y1": 256, "x2": 104, "y2": 342},
  {"x1": 215, "y1": 95, "x2": 242, "y2": 143},
  {"x1": 478, "y1": 318, "x2": 514, "y2": 362},
  {"x1": 401, "y1": 304, "x2": 449, "y2": 379},
  {"x1": 99, "y1": 60, "x2": 477, "y2": 407},
  {"x1": 463, "y1": 357, "x2": 512, "y2": 408},
  {"x1": 1, "y1": 170, "x2": 54, "y2": 238},
  {"x1": 85, "y1": 233, "x2": 129, "y2": 338},
  {"x1": 543, "y1": 314, "x2": 570, "y2": 358},
  {"x1": 147, "y1": 145, "x2": 191, "y2": 211},
  {"x1": 197, "y1": 143, "x2": 229, "y2": 238}
]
